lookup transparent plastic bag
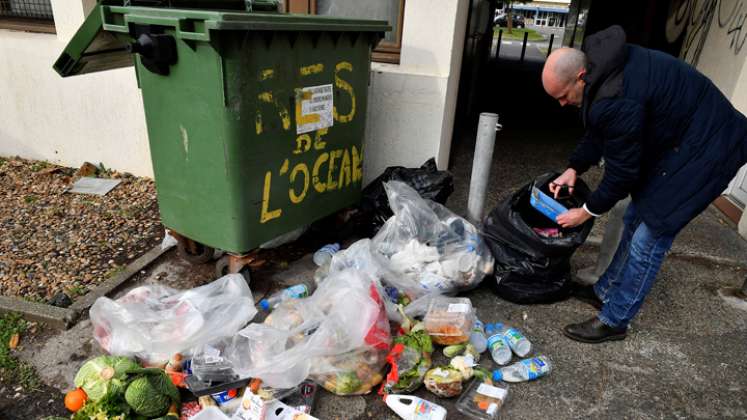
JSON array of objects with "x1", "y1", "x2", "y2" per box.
[
  {"x1": 90, "y1": 274, "x2": 257, "y2": 364},
  {"x1": 326, "y1": 239, "x2": 402, "y2": 322},
  {"x1": 371, "y1": 181, "x2": 494, "y2": 299},
  {"x1": 227, "y1": 269, "x2": 391, "y2": 393}
]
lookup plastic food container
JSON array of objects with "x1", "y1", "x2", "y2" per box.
[
  {"x1": 456, "y1": 379, "x2": 509, "y2": 419},
  {"x1": 424, "y1": 297, "x2": 474, "y2": 345}
]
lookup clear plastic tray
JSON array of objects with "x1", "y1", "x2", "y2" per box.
[
  {"x1": 424, "y1": 297, "x2": 474, "y2": 345},
  {"x1": 456, "y1": 378, "x2": 509, "y2": 419}
]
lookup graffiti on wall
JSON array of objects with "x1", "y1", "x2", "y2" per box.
[
  {"x1": 717, "y1": 0, "x2": 747, "y2": 56},
  {"x1": 666, "y1": 0, "x2": 746, "y2": 66}
]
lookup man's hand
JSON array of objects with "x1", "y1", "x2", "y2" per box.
[
  {"x1": 550, "y1": 168, "x2": 577, "y2": 198},
  {"x1": 556, "y1": 208, "x2": 592, "y2": 228}
]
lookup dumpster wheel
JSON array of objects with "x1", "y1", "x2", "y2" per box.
[
  {"x1": 215, "y1": 254, "x2": 252, "y2": 285},
  {"x1": 176, "y1": 237, "x2": 215, "y2": 264}
]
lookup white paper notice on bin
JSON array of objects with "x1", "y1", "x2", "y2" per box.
[{"x1": 296, "y1": 84, "x2": 334, "y2": 134}]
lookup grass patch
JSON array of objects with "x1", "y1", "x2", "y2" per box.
[
  {"x1": 105, "y1": 265, "x2": 126, "y2": 279},
  {"x1": 0, "y1": 313, "x2": 41, "y2": 390},
  {"x1": 29, "y1": 161, "x2": 52, "y2": 172},
  {"x1": 494, "y1": 27, "x2": 545, "y2": 42},
  {"x1": 22, "y1": 295, "x2": 46, "y2": 305},
  {"x1": 67, "y1": 284, "x2": 88, "y2": 297}
]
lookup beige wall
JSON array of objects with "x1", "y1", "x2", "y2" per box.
[
  {"x1": 0, "y1": 0, "x2": 152, "y2": 176},
  {"x1": 0, "y1": 0, "x2": 470, "y2": 185},
  {"x1": 363, "y1": 0, "x2": 469, "y2": 183}
]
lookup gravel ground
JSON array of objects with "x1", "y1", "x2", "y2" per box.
[{"x1": 0, "y1": 157, "x2": 162, "y2": 303}]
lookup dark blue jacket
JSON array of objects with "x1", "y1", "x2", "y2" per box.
[{"x1": 569, "y1": 26, "x2": 747, "y2": 235}]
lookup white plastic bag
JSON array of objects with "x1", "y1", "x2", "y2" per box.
[
  {"x1": 227, "y1": 269, "x2": 390, "y2": 393},
  {"x1": 371, "y1": 181, "x2": 494, "y2": 299},
  {"x1": 90, "y1": 274, "x2": 257, "y2": 364}
]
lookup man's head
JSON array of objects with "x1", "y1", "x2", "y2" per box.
[{"x1": 542, "y1": 47, "x2": 587, "y2": 107}]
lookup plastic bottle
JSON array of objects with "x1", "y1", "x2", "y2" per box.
[
  {"x1": 385, "y1": 395, "x2": 447, "y2": 420},
  {"x1": 312, "y1": 243, "x2": 340, "y2": 267},
  {"x1": 485, "y1": 323, "x2": 512, "y2": 365},
  {"x1": 469, "y1": 319, "x2": 488, "y2": 353},
  {"x1": 492, "y1": 355, "x2": 553, "y2": 383},
  {"x1": 495, "y1": 322, "x2": 532, "y2": 357},
  {"x1": 259, "y1": 283, "x2": 314, "y2": 311}
]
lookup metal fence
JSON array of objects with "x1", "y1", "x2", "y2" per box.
[{"x1": 0, "y1": 0, "x2": 54, "y2": 20}]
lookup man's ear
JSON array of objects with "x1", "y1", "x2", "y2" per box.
[{"x1": 577, "y1": 67, "x2": 587, "y2": 81}]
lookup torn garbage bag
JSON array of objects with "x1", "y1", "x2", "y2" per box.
[
  {"x1": 360, "y1": 158, "x2": 454, "y2": 235},
  {"x1": 371, "y1": 181, "x2": 494, "y2": 300},
  {"x1": 90, "y1": 274, "x2": 257, "y2": 364},
  {"x1": 226, "y1": 268, "x2": 391, "y2": 393},
  {"x1": 483, "y1": 173, "x2": 593, "y2": 304}
]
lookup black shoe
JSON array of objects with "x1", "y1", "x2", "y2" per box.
[
  {"x1": 563, "y1": 317, "x2": 628, "y2": 344},
  {"x1": 571, "y1": 283, "x2": 603, "y2": 310}
]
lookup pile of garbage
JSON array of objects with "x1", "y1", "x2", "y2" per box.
[{"x1": 64, "y1": 179, "x2": 562, "y2": 419}]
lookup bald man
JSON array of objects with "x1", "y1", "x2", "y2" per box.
[{"x1": 541, "y1": 26, "x2": 747, "y2": 343}]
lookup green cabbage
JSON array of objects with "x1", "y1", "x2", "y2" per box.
[
  {"x1": 125, "y1": 376, "x2": 170, "y2": 417},
  {"x1": 73, "y1": 356, "x2": 139, "y2": 401},
  {"x1": 124, "y1": 372, "x2": 179, "y2": 418}
]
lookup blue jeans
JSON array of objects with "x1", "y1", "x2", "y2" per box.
[{"x1": 593, "y1": 202, "x2": 676, "y2": 328}]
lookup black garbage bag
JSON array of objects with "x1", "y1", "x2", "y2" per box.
[
  {"x1": 359, "y1": 158, "x2": 454, "y2": 235},
  {"x1": 483, "y1": 173, "x2": 594, "y2": 304}
]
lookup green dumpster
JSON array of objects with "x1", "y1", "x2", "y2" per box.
[{"x1": 55, "y1": 1, "x2": 389, "y2": 267}]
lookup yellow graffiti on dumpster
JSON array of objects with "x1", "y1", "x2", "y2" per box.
[
  {"x1": 259, "y1": 144, "x2": 363, "y2": 224},
  {"x1": 257, "y1": 61, "x2": 362, "y2": 224},
  {"x1": 334, "y1": 61, "x2": 356, "y2": 124}
]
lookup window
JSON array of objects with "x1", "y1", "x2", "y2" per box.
[
  {"x1": 0, "y1": 0, "x2": 55, "y2": 33},
  {"x1": 286, "y1": 0, "x2": 405, "y2": 64},
  {"x1": 536, "y1": 11, "x2": 547, "y2": 27}
]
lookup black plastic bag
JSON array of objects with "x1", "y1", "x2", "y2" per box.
[
  {"x1": 483, "y1": 173, "x2": 594, "y2": 304},
  {"x1": 359, "y1": 158, "x2": 454, "y2": 235}
]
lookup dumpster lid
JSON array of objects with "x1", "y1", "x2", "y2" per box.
[
  {"x1": 53, "y1": 4, "x2": 133, "y2": 77},
  {"x1": 55, "y1": 3, "x2": 390, "y2": 77}
]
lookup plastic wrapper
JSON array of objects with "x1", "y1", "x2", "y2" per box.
[
  {"x1": 483, "y1": 173, "x2": 594, "y2": 304},
  {"x1": 226, "y1": 269, "x2": 391, "y2": 393},
  {"x1": 424, "y1": 297, "x2": 474, "y2": 345},
  {"x1": 371, "y1": 181, "x2": 494, "y2": 300},
  {"x1": 191, "y1": 338, "x2": 239, "y2": 383},
  {"x1": 381, "y1": 328, "x2": 433, "y2": 394},
  {"x1": 90, "y1": 274, "x2": 257, "y2": 363}
]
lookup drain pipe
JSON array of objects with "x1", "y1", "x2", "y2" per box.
[{"x1": 468, "y1": 113, "x2": 501, "y2": 224}]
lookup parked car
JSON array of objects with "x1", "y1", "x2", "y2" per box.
[{"x1": 494, "y1": 14, "x2": 525, "y2": 28}]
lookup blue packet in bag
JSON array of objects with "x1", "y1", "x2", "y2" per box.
[{"x1": 530, "y1": 186, "x2": 569, "y2": 223}]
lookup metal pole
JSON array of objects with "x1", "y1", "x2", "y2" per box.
[
  {"x1": 520, "y1": 31, "x2": 528, "y2": 61},
  {"x1": 496, "y1": 29, "x2": 503, "y2": 58},
  {"x1": 547, "y1": 33, "x2": 555, "y2": 58},
  {"x1": 468, "y1": 113, "x2": 501, "y2": 224}
]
